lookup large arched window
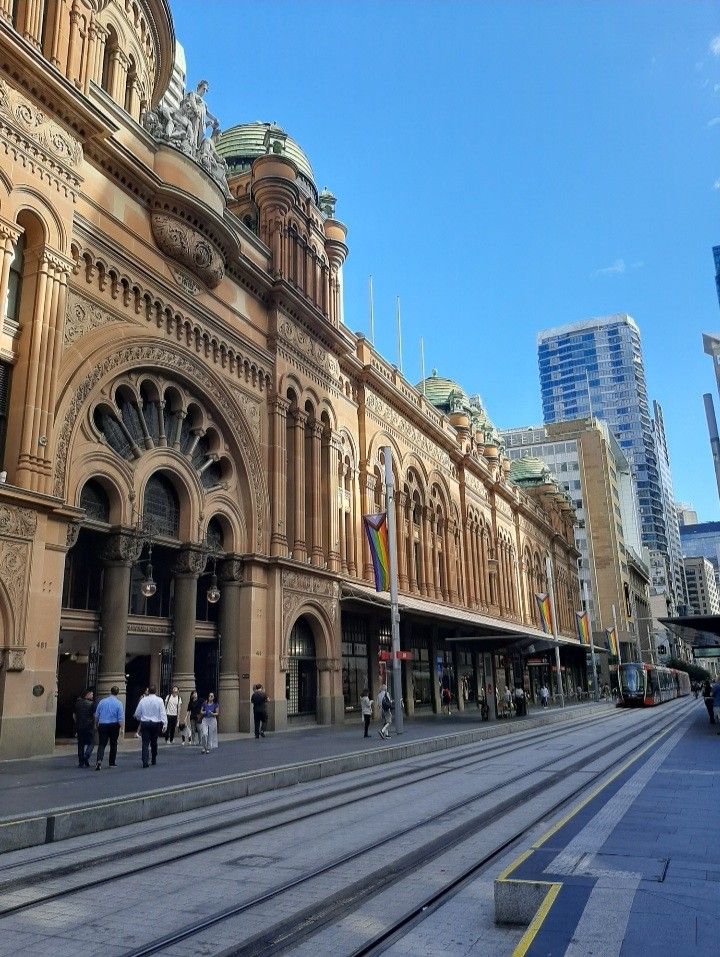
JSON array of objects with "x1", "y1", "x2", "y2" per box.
[
  {"x1": 143, "y1": 473, "x2": 179, "y2": 538},
  {"x1": 80, "y1": 479, "x2": 110, "y2": 523},
  {"x1": 4, "y1": 232, "x2": 24, "y2": 327}
]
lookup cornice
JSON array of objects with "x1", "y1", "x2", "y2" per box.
[{"x1": 0, "y1": 23, "x2": 115, "y2": 142}]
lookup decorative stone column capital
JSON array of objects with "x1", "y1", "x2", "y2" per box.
[
  {"x1": 316, "y1": 657, "x2": 339, "y2": 673},
  {"x1": 271, "y1": 395, "x2": 290, "y2": 417},
  {"x1": 101, "y1": 528, "x2": 143, "y2": 565},
  {"x1": 290, "y1": 408, "x2": 307, "y2": 426},
  {"x1": 310, "y1": 421, "x2": 324, "y2": 441},
  {"x1": 173, "y1": 545, "x2": 208, "y2": 577},
  {"x1": 218, "y1": 555, "x2": 244, "y2": 584}
]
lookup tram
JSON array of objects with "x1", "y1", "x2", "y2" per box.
[{"x1": 618, "y1": 662, "x2": 691, "y2": 707}]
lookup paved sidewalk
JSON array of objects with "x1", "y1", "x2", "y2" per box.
[
  {"x1": 0, "y1": 702, "x2": 605, "y2": 823},
  {"x1": 499, "y1": 698, "x2": 717, "y2": 957}
]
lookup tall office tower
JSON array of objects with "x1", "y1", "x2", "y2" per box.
[
  {"x1": 538, "y1": 315, "x2": 685, "y2": 613},
  {"x1": 683, "y1": 557, "x2": 720, "y2": 615},
  {"x1": 676, "y1": 503, "x2": 698, "y2": 528}
]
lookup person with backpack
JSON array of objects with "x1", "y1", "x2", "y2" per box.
[{"x1": 377, "y1": 684, "x2": 393, "y2": 739}]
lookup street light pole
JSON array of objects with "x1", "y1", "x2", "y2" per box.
[
  {"x1": 382, "y1": 446, "x2": 404, "y2": 735},
  {"x1": 581, "y1": 579, "x2": 599, "y2": 701},
  {"x1": 546, "y1": 555, "x2": 565, "y2": 708}
]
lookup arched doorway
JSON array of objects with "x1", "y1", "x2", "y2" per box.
[{"x1": 286, "y1": 617, "x2": 317, "y2": 721}]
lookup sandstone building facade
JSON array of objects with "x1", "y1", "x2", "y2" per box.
[{"x1": 0, "y1": 0, "x2": 581, "y2": 758}]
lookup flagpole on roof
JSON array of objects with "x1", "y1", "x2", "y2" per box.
[
  {"x1": 382, "y1": 445, "x2": 404, "y2": 734},
  {"x1": 396, "y1": 297, "x2": 403, "y2": 374},
  {"x1": 545, "y1": 554, "x2": 565, "y2": 708},
  {"x1": 368, "y1": 275, "x2": 375, "y2": 345}
]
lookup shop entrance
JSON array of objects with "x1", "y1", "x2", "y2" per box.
[
  {"x1": 55, "y1": 655, "x2": 87, "y2": 738},
  {"x1": 286, "y1": 617, "x2": 317, "y2": 721},
  {"x1": 194, "y1": 640, "x2": 219, "y2": 700}
]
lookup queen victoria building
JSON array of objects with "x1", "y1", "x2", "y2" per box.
[{"x1": 0, "y1": 0, "x2": 583, "y2": 758}]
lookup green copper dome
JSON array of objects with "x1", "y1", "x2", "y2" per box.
[
  {"x1": 215, "y1": 123, "x2": 315, "y2": 184},
  {"x1": 509, "y1": 456, "x2": 551, "y2": 486},
  {"x1": 417, "y1": 370, "x2": 468, "y2": 411}
]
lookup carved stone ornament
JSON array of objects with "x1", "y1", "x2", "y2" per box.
[
  {"x1": 365, "y1": 389, "x2": 452, "y2": 476},
  {"x1": 170, "y1": 266, "x2": 202, "y2": 296},
  {"x1": 101, "y1": 530, "x2": 144, "y2": 565},
  {"x1": 281, "y1": 568, "x2": 340, "y2": 658},
  {"x1": 0, "y1": 503, "x2": 37, "y2": 539},
  {"x1": 64, "y1": 292, "x2": 123, "y2": 345},
  {"x1": 65, "y1": 521, "x2": 81, "y2": 549},
  {"x1": 0, "y1": 76, "x2": 82, "y2": 168},
  {"x1": 173, "y1": 546, "x2": 209, "y2": 576},
  {"x1": 2, "y1": 648, "x2": 26, "y2": 672},
  {"x1": 218, "y1": 556, "x2": 244, "y2": 583},
  {"x1": 141, "y1": 81, "x2": 230, "y2": 198},
  {"x1": 278, "y1": 317, "x2": 340, "y2": 381},
  {"x1": 151, "y1": 213, "x2": 225, "y2": 289}
]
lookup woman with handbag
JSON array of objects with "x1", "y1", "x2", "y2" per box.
[
  {"x1": 200, "y1": 692, "x2": 219, "y2": 753},
  {"x1": 186, "y1": 690, "x2": 201, "y2": 745}
]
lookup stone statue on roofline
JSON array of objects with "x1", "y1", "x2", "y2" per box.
[{"x1": 142, "y1": 80, "x2": 230, "y2": 198}]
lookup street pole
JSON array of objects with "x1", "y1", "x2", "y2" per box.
[
  {"x1": 382, "y1": 446, "x2": 404, "y2": 734},
  {"x1": 546, "y1": 555, "x2": 565, "y2": 708},
  {"x1": 612, "y1": 603, "x2": 622, "y2": 665},
  {"x1": 582, "y1": 579, "x2": 599, "y2": 701}
]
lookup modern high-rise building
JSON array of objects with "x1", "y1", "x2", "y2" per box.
[
  {"x1": 683, "y1": 556, "x2": 720, "y2": 616},
  {"x1": 676, "y1": 503, "x2": 698, "y2": 528},
  {"x1": 537, "y1": 315, "x2": 686, "y2": 613},
  {"x1": 503, "y1": 418, "x2": 652, "y2": 668},
  {"x1": 680, "y1": 521, "x2": 720, "y2": 588}
]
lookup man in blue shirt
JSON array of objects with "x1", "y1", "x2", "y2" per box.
[{"x1": 94, "y1": 686, "x2": 124, "y2": 770}]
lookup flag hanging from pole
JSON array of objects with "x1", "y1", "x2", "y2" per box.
[
  {"x1": 576, "y1": 611, "x2": 591, "y2": 645},
  {"x1": 363, "y1": 513, "x2": 390, "y2": 592},
  {"x1": 605, "y1": 627, "x2": 618, "y2": 657},
  {"x1": 535, "y1": 593, "x2": 553, "y2": 634}
]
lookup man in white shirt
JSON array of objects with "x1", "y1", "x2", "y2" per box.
[{"x1": 134, "y1": 685, "x2": 167, "y2": 768}]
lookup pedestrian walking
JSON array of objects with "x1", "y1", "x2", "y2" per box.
[
  {"x1": 94, "y1": 686, "x2": 124, "y2": 770},
  {"x1": 442, "y1": 685, "x2": 452, "y2": 716},
  {"x1": 503, "y1": 686, "x2": 513, "y2": 716},
  {"x1": 200, "y1": 692, "x2": 219, "y2": 753},
  {"x1": 703, "y1": 679, "x2": 715, "y2": 725},
  {"x1": 713, "y1": 679, "x2": 720, "y2": 733},
  {"x1": 163, "y1": 686, "x2": 182, "y2": 743},
  {"x1": 513, "y1": 685, "x2": 526, "y2": 717},
  {"x1": 185, "y1": 690, "x2": 202, "y2": 744},
  {"x1": 74, "y1": 688, "x2": 95, "y2": 768},
  {"x1": 539, "y1": 684, "x2": 549, "y2": 708},
  {"x1": 360, "y1": 688, "x2": 372, "y2": 738},
  {"x1": 250, "y1": 684, "x2": 268, "y2": 738},
  {"x1": 376, "y1": 684, "x2": 393, "y2": 739},
  {"x1": 134, "y1": 685, "x2": 167, "y2": 768}
]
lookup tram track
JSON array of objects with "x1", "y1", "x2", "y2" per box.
[
  {"x1": 99, "y1": 701, "x2": 693, "y2": 957},
  {"x1": 0, "y1": 705, "x2": 627, "y2": 913}
]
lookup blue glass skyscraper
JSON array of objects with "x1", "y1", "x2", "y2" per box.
[{"x1": 537, "y1": 314, "x2": 685, "y2": 611}]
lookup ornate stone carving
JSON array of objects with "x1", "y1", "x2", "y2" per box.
[
  {"x1": 277, "y1": 317, "x2": 340, "y2": 381},
  {"x1": 141, "y1": 81, "x2": 230, "y2": 198},
  {"x1": 101, "y1": 530, "x2": 144, "y2": 565},
  {"x1": 66, "y1": 521, "x2": 81, "y2": 549},
  {"x1": 281, "y1": 569, "x2": 340, "y2": 653},
  {"x1": 231, "y1": 388, "x2": 261, "y2": 446},
  {"x1": 151, "y1": 213, "x2": 225, "y2": 289},
  {"x1": 3, "y1": 648, "x2": 25, "y2": 671},
  {"x1": 170, "y1": 266, "x2": 202, "y2": 296},
  {"x1": 64, "y1": 291, "x2": 123, "y2": 345},
  {"x1": 0, "y1": 504, "x2": 37, "y2": 539},
  {"x1": 365, "y1": 390, "x2": 452, "y2": 475},
  {"x1": 53, "y1": 345, "x2": 268, "y2": 549},
  {"x1": 173, "y1": 546, "x2": 209, "y2": 576},
  {"x1": 218, "y1": 556, "x2": 244, "y2": 583},
  {"x1": 0, "y1": 535, "x2": 30, "y2": 649},
  {"x1": 0, "y1": 76, "x2": 82, "y2": 168}
]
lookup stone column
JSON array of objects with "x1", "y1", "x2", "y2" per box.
[
  {"x1": 327, "y1": 433, "x2": 341, "y2": 573},
  {"x1": 0, "y1": 0, "x2": 12, "y2": 23},
  {"x1": 310, "y1": 421, "x2": 324, "y2": 567},
  {"x1": 339, "y1": 462, "x2": 349, "y2": 575},
  {"x1": 15, "y1": 0, "x2": 43, "y2": 47},
  {"x1": 361, "y1": 470, "x2": 376, "y2": 582},
  {"x1": 172, "y1": 546, "x2": 207, "y2": 704},
  {"x1": 395, "y1": 491, "x2": 408, "y2": 591},
  {"x1": 98, "y1": 530, "x2": 143, "y2": 711},
  {"x1": 317, "y1": 658, "x2": 334, "y2": 725},
  {"x1": 347, "y1": 465, "x2": 358, "y2": 577},
  {"x1": 270, "y1": 397, "x2": 289, "y2": 557},
  {"x1": 291, "y1": 409, "x2": 307, "y2": 562},
  {"x1": 218, "y1": 556, "x2": 243, "y2": 733}
]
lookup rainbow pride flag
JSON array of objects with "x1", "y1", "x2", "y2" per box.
[
  {"x1": 605, "y1": 627, "x2": 619, "y2": 657},
  {"x1": 576, "y1": 611, "x2": 591, "y2": 645},
  {"x1": 535, "y1": 593, "x2": 553, "y2": 634},
  {"x1": 363, "y1": 513, "x2": 390, "y2": 592}
]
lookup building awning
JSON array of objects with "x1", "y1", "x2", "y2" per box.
[
  {"x1": 659, "y1": 615, "x2": 720, "y2": 654},
  {"x1": 341, "y1": 582, "x2": 590, "y2": 653}
]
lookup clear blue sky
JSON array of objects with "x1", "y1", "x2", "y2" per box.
[{"x1": 174, "y1": 0, "x2": 720, "y2": 521}]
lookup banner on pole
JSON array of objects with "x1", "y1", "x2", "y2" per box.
[
  {"x1": 575, "y1": 611, "x2": 591, "y2": 645},
  {"x1": 535, "y1": 593, "x2": 553, "y2": 634},
  {"x1": 362, "y1": 512, "x2": 390, "y2": 592},
  {"x1": 605, "y1": 627, "x2": 619, "y2": 657}
]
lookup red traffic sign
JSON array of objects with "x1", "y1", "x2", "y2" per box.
[{"x1": 378, "y1": 651, "x2": 414, "y2": 661}]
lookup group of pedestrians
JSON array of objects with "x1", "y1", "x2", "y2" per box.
[
  {"x1": 73, "y1": 684, "x2": 221, "y2": 769},
  {"x1": 359, "y1": 685, "x2": 394, "y2": 739}
]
